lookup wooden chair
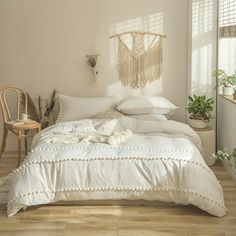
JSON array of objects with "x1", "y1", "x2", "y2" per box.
[{"x1": 0, "y1": 86, "x2": 41, "y2": 166}]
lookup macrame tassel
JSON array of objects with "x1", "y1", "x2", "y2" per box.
[{"x1": 117, "y1": 33, "x2": 163, "y2": 89}]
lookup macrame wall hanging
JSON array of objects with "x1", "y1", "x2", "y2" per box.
[{"x1": 110, "y1": 31, "x2": 166, "y2": 89}]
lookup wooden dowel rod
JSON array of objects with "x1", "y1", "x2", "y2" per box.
[{"x1": 109, "y1": 31, "x2": 166, "y2": 38}]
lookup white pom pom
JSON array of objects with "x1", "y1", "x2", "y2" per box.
[
  {"x1": 126, "y1": 129, "x2": 132, "y2": 136},
  {"x1": 108, "y1": 137, "x2": 116, "y2": 145},
  {"x1": 112, "y1": 140, "x2": 118, "y2": 146},
  {"x1": 120, "y1": 135, "x2": 126, "y2": 142},
  {"x1": 115, "y1": 136, "x2": 121, "y2": 143}
]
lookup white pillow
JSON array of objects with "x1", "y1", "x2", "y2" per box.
[
  {"x1": 116, "y1": 96, "x2": 178, "y2": 115},
  {"x1": 128, "y1": 114, "x2": 168, "y2": 122},
  {"x1": 57, "y1": 95, "x2": 116, "y2": 123}
]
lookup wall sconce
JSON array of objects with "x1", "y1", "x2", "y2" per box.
[{"x1": 87, "y1": 54, "x2": 100, "y2": 82}]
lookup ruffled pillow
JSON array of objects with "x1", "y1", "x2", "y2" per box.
[
  {"x1": 56, "y1": 95, "x2": 116, "y2": 123},
  {"x1": 116, "y1": 96, "x2": 178, "y2": 116},
  {"x1": 128, "y1": 113, "x2": 168, "y2": 122}
]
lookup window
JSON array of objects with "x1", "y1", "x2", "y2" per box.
[
  {"x1": 218, "y1": 0, "x2": 236, "y2": 74},
  {"x1": 219, "y1": 0, "x2": 236, "y2": 26},
  {"x1": 219, "y1": 0, "x2": 236, "y2": 38}
]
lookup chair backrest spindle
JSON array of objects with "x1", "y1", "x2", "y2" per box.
[{"x1": 0, "y1": 87, "x2": 28, "y2": 122}]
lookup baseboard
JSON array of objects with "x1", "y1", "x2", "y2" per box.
[
  {"x1": 2, "y1": 151, "x2": 17, "y2": 155},
  {"x1": 221, "y1": 160, "x2": 236, "y2": 185}
]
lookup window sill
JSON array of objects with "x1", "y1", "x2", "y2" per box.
[{"x1": 219, "y1": 94, "x2": 236, "y2": 105}]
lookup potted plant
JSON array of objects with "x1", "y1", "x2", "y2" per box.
[
  {"x1": 187, "y1": 95, "x2": 214, "y2": 129},
  {"x1": 213, "y1": 69, "x2": 236, "y2": 95},
  {"x1": 212, "y1": 149, "x2": 236, "y2": 168}
]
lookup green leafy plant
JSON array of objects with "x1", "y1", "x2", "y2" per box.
[
  {"x1": 211, "y1": 150, "x2": 232, "y2": 161},
  {"x1": 186, "y1": 95, "x2": 214, "y2": 121},
  {"x1": 212, "y1": 149, "x2": 236, "y2": 168},
  {"x1": 87, "y1": 57, "x2": 97, "y2": 68},
  {"x1": 212, "y1": 69, "x2": 236, "y2": 88}
]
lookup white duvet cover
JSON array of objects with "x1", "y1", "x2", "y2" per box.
[{"x1": 7, "y1": 117, "x2": 226, "y2": 217}]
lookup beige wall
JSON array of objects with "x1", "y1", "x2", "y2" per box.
[{"x1": 0, "y1": 0, "x2": 188, "y2": 151}]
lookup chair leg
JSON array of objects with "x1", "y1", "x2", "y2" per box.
[
  {"x1": 0, "y1": 128, "x2": 8, "y2": 159},
  {"x1": 17, "y1": 131, "x2": 22, "y2": 167}
]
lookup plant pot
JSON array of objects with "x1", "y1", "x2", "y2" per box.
[
  {"x1": 218, "y1": 86, "x2": 223, "y2": 95},
  {"x1": 190, "y1": 119, "x2": 208, "y2": 129},
  {"x1": 232, "y1": 158, "x2": 236, "y2": 170},
  {"x1": 233, "y1": 149, "x2": 236, "y2": 168},
  {"x1": 223, "y1": 86, "x2": 233, "y2": 96}
]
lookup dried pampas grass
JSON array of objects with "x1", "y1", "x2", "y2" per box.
[{"x1": 21, "y1": 89, "x2": 57, "y2": 129}]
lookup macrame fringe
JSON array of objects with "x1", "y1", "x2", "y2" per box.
[{"x1": 117, "y1": 32, "x2": 163, "y2": 88}]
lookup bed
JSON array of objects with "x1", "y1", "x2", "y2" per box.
[{"x1": 6, "y1": 116, "x2": 226, "y2": 217}]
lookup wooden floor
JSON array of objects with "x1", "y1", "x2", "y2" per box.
[{"x1": 0, "y1": 152, "x2": 236, "y2": 236}]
